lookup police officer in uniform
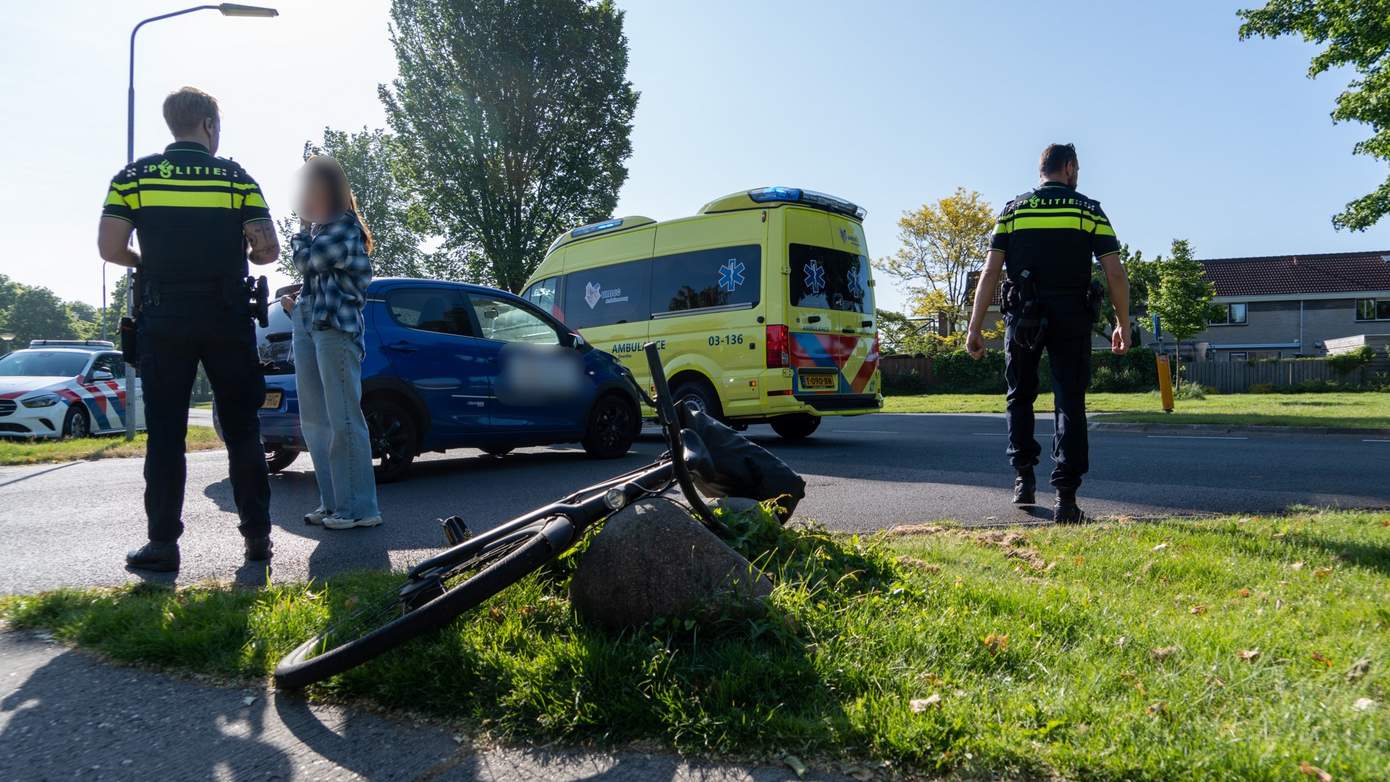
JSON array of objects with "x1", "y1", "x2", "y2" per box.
[
  {"x1": 97, "y1": 87, "x2": 280, "y2": 571},
  {"x1": 965, "y1": 144, "x2": 1130, "y2": 522}
]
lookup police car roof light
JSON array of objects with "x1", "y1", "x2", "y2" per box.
[
  {"x1": 570, "y1": 218, "x2": 623, "y2": 239},
  {"x1": 28, "y1": 339, "x2": 116, "y2": 350}
]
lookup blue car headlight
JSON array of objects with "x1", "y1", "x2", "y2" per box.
[{"x1": 21, "y1": 393, "x2": 61, "y2": 408}]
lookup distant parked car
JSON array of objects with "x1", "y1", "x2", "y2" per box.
[
  {"x1": 232, "y1": 278, "x2": 641, "y2": 482},
  {"x1": 0, "y1": 340, "x2": 144, "y2": 439}
]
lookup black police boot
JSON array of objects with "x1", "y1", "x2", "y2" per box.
[
  {"x1": 244, "y1": 536, "x2": 273, "y2": 563},
  {"x1": 126, "y1": 541, "x2": 180, "y2": 573},
  {"x1": 1012, "y1": 468, "x2": 1036, "y2": 505},
  {"x1": 1053, "y1": 489, "x2": 1086, "y2": 524}
]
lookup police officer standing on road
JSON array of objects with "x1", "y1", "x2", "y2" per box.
[
  {"x1": 964, "y1": 144, "x2": 1130, "y2": 523},
  {"x1": 97, "y1": 87, "x2": 280, "y2": 571}
]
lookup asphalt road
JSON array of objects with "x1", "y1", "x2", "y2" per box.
[{"x1": 2, "y1": 414, "x2": 1387, "y2": 593}]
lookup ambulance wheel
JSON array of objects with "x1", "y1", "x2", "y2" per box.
[
  {"x1": 266, "y1": 448, "x2": 298, "y2": 473},
  {"x1": 62, "y1": 406, "x2": 91, "y2": 439},
  {"x1": 670, "y1": 376, "x2": 723, "y2": 422},
  {"x1": 770, "y1": 414, "x2": 820, "y2": 440}
]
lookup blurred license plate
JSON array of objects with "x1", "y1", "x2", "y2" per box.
[
  {"x1": 800, "y1": 372, "x2": 836, "y2": 391},
  {"x1": 262, "y1": 391, "x2": 283, "y2": 409}
]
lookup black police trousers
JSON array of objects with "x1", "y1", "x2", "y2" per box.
[
  {"x1": 137, "y1": 294, "x2": 270, "y2": 543},
  {"x1": 1003, "y1": 298, "x2": 1093, "y2": 491}
]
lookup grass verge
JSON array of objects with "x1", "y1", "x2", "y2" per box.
[
  {"x1": 3, "y1": 510, "x2": 1388, "y2": 780},
  {"x1": 0, "y1": 426, "x2": 222, "y2": 466},
  {"x1": 883, "y1": 391, "x2": 1390, "y2": 429}
]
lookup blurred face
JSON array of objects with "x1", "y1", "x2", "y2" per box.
[{"x1": 296, "y1": 168, "x2": 334, "y2": 224}]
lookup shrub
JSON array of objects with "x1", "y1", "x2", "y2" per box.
[
  {"x1": 932, "y1": 349, "x2": 1008, "y2": 394},
  {"x1": 1248, "y1": 383, "x2": 1276, "y2": 394},
  {"x1": 1326, "y1": 346, "x2": 1376, "y2": 375}
]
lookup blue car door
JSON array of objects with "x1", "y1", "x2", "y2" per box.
[
  {"x1": 464, "y1": 291, "x2": 594, "y2": 436},
  {"x1": 376, "y1": 285, "x2": 493, "y2": 434}
]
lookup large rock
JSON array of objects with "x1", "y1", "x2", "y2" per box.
[{"x1": 570, "y1": 497, "x2": 773, "y2": 631}]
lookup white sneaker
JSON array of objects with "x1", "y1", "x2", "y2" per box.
[
  {"x1": 304, "y1": 508, "x2": 332, "y2": 526},
  {"x1": 323, "y1": 514, "x2": 383, "y2": 530}
]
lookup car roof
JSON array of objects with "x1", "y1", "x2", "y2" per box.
[
  {"x1": 369, "y1": 277, "x2": 528, "y2": 302},
  {"x1": 10, "y1": 347, "x2": 99, "y2": 356}
]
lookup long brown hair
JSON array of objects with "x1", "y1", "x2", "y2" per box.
[{"x1": 304, "y1": 155, "x2": 374, "y2": 255}]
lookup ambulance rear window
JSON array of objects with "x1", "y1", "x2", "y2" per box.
[{"x1": 788, "y1": 244, "x2": 872, "y2": 313}]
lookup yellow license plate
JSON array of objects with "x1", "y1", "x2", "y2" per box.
[
  {"x1": 799, "y1": 372, "x2": 837, "y2": 391},
  {"x1": 262, "y1": 391, "x2": 283, "y2": 409}
]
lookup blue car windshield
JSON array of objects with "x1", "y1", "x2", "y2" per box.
[{"x1": 0, "y1": 351, "x2": 88, "y2": 377}]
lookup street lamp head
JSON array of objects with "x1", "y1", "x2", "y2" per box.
[{"x1": 218, "y1": 3, "x2": 278, "y2": 17}]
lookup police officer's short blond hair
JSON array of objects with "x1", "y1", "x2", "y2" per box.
[{"x1": 162, "y1": 87, "x2": 219, "y2": 136}]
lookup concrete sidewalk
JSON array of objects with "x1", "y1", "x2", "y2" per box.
[{"x1": 0, "y1": 631, "x2": 847, "y2": 782}]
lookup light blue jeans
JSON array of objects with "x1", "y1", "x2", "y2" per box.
[{"x1": 292, "y1": 317, "x2": 380, "y2": 520}]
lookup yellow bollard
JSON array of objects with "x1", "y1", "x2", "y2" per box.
[{"x1": 1155, "y1": 354, "x2": 1174, "y2": 413}]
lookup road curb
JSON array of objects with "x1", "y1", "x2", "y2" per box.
[{"x1": 1086, "y1": 421, "x2": 1390, "y2": 437}]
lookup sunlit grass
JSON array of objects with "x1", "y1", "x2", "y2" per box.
[
  {"x1": 3, "y1": 509, "x2": 1388, "y2": 780},
  {"x1": 0, "y1": 426, "x2": 223, "y2": 466},
  {"x1": 883, "y1": 391, "x2": 1390, "y2": 429}
]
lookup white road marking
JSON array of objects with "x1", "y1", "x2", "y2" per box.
[
  {"x1": 1145, "y1": 435, "x2": 1248, "y2": 441},
  {"x1": 1363, "y1": 439, "x2": 1390, "y2": 443}
]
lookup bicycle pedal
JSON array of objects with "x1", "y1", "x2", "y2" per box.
[{"x1": 440, "y1": 516, "x2": 471, "y2": 546}]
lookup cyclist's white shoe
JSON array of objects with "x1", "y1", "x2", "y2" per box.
[
  {"x1": 303, "y1": 508, "x2": 331, "y2": 526},
  {"x1": 323, "y1": 514, "x2": 384, "y2": 530}
]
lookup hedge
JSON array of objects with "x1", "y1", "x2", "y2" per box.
[{"x1": 887, "y1": 347, "x2": 1159, "y2": 395}]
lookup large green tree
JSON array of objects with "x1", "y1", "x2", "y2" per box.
[
  {"x1": 1240, "y1": 1, "x2": 1390, "y2": 230},
  {"x1": 278, "y1": 128, "x2": 442, "y2": 280},
  {"x1": 4, "y1": 287, "x2": 77, "y2": 348},
  {"x1": 1092, "y1": 243, "x2": 1160, "y2": 343},
  {"x1": 381, "y1": 0, "x2": 639, "y2": 292}
]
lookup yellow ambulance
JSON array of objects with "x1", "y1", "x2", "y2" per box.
[{"x1": 521, "y1": 187, "x2": 881, "y2": 440}]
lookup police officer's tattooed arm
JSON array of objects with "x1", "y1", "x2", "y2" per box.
[
  {"x1": 1098, "y1": 251, "x2": 1131, "y2": 355},
  {"x1": 965, "y1": 250, "x2": 1006, "y2": 360},
  {"x1": 244, "y1": 219, "x2": 280, "y2": 265},
  {"x1": 97, "y1": 216, "x2": 140, "y2": 267}
]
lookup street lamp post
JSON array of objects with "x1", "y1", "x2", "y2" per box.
[{"x1": 121, "y1": 3, "x2": 278, "y2": 439}]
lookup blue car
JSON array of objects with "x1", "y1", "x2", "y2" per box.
[{"x1": 252, "y1": 278, "x2": 642, "y2": 482}]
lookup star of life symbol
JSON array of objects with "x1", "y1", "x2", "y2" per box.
[
  {"x1": 718, "y1": 259, "x2": 745, "y2": 293},
  {"x1": 584, "y1": 281, "x2": 602, "y2": 309},
  {"x1": 803, "y1": 259, "x2": 826, "y2": 295},
  {"x1": 846, "y1": 270, "x2": 863, "y2": 298}
]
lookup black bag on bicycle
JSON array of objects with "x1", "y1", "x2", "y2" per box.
[{"x1": 683, "y1": 407, "x2": 806, "y2": 521}]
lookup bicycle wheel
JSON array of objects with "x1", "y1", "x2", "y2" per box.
[{"x1": 274, "y1": 517, "x2": 573, "y2": 690}]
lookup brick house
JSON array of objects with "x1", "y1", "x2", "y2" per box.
[{"x1": 1186, "y1": 250, "x2": 1390, "y2": 360}]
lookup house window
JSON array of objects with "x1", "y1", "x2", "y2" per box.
[
  {"x1": 1228, "y1": 352, "x2": 1247, "y2": 362},
  {"x1": 1210, "y1": 302, "x2": 1248, "y2": 325},
  {"x1": 1356, "y1": 298, "x2": 1390, "y2": 321}
]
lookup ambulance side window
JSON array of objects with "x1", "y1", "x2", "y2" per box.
[
  {"x1": 650, "y1": 245, "x2": 760, "y2": 315},
  {"x1": 562, "y1": 260, "x2": 651, "y2": 329}
]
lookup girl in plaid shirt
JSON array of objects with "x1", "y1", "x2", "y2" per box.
[{"x1": 281, "y1": 156, "x2": 381, "y2": 530}]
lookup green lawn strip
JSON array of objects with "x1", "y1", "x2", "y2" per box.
[
  {"x1": 883, "y1": 392, "x2": 1390, "y2": 429},
  {"x1": 0, "y1": 427, "x2": 222, "y2": 466},
  {"x1": 3, "y1": 511, "x2": 1388, "y2": 781}
]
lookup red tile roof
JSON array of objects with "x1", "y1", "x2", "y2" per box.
[{"x1": 1201, "y1": 251, "x2": 1390, "y2": 297}]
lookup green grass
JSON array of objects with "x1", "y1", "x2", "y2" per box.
[
  {"x1": 884, "y1": 391, "x2": 1390, "y2": 429},
  {"x1": 0, "y1": 427, "x2": 223, "y2": 466},
  {"x1": 3, "y1": 509, "x2": 1388, "y2": 780}
]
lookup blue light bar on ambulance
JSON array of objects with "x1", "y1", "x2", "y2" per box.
[
  {"x1": 747, "y1": 187, "x2": 867, "y2": 219},
  {"x1": 570, "y1": 218, "x2": 623, "y2": 238}
]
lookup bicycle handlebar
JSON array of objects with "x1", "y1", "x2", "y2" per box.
[{"x1": 643, "y1": 343, "x2": 724, "y2": 534}]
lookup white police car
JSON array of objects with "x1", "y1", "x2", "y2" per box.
[{"x1": 0, "y1": 340, "x2": 144, "y2": 439}]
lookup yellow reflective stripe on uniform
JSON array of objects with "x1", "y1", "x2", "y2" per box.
[
  {"x1": 993, "y1": 220, "x2": 1011, "y2": 235},
  {"x1": 1012, "y1": 206, "x2": 1109, "y2": 223},
  {"x1": 138, "y1": 190, "x2": 242, "y2": 208},
  {"x1": 137, "y1": 178, "x2": 234, "y2": 187},
  {"x1": 243, "y1": 192, "x2": 268, "y2": 208},
  {"x1": 231, "y1": 181, "x2": 260, "y2": 191},
  {"x1": 1010, "y1": 216, "x2": 1098, "y2": 231},
  {"x1": 110, "y1": 180, "x2": 139, "y2": 192},
  {"x1": 104, "y1": 191, "x2": 140, "y2": 209},
  {"x1": 1094, "y1": 223, "x2": 1117, "y2": 237}
]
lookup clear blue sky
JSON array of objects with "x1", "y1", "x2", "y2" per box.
[{"x1": 2, "y1": 0, "x2": 1387, "y2": 312}]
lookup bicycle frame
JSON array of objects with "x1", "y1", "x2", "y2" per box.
[{"x1": 408, "y1": 343, "x2": 723, "y2": 582}]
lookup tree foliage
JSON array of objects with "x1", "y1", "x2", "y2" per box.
[
  {"x1": 1239, "y1": 0, "x2": 1390, "y2": 230},
  {"x1": 1150, "y1": 239, "x2": 1221, "y2": 379},
  {"x1": 875, "y1": 188, "x2": 995, "y2": 335},
  {"x1": 381, "y1": 0, "x2": 638, "y2": 292},
  {"x1": 1092, "y1": 243, "x2": 1161, "y2": 342}
]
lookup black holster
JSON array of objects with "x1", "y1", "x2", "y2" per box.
[
  {"x1": 1086, "y1": 279, "x2": 1104, "y2": 323},
  {"x1": 1006, "y1": 271, "x2": 1047, "y2": 351}
]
